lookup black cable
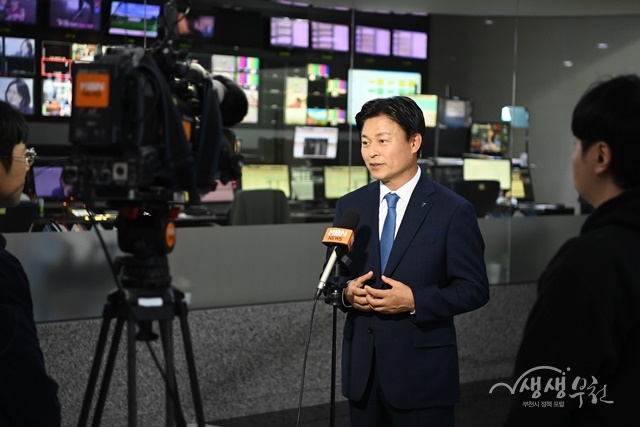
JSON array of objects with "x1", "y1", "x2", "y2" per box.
[{"x1": 296, "y1": 295, "x2": 322, "y2": 427}]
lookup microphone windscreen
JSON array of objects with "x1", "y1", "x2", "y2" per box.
[{"x1": 338, "y1": 210, "x2": 360, "y2": 230}]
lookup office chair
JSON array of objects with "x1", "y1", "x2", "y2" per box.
[
  {"x1": 228, "y1": 189, "x2": 292, "y2": 225},
  {"x1": 453, "y1": 180, "x2": 501, "y2": 218}
]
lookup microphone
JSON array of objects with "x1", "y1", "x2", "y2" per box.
[{"x1": 315, "y1": 210, "x2": 360, "y2": 299}]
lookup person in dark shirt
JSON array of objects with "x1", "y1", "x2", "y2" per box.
[
  {"x1": 504, "y1": 74, "x2": 640, "y2": 426},
  {"x1": 0, "y1": 100, "x2": 61, "y2": 426}
]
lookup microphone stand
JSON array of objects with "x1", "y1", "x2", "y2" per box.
[{"x1": 323, "y1": 254, "x2": 351, "y2": 427}]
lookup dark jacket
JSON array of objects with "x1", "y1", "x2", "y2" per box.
[
  {"x1": 505, "y1": 186, "x2": 640, "y2": 426},
  {"x1": 0, "y1": 234, "x2": 61, "y2": 427},
  {"x1": 334, "y1": 172, "x2": 490, "y2": 409}
]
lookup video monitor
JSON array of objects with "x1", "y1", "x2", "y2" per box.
[
  {"x1": 355, "y1": 25, "x2": 391, "y2": 56},
  {"x1": 41, "y1": 76, "x2": 72, "y2": 116},
  {"x1": 211, "y1": 54, "x2": 236, "y2": 73},
  {"x1": 311, "y1": 21, "x2": 349, "y2": 52},
  {"x1": 270, "y1": 17, "x2": 309, "y2": 49},
  {"x1": 50, "y1": 0, "x2": 102, "y2": 31},
  {"x1": 470, "y1": 122, "x2": 510, "y2": 155},
  {"x1": 462, "y1": 158, "x2": 512, "y2": 191},
  {"x1": 324, "y1": 166, "x2": 370, "y2": 199},
  {"x1": 237, "y1": 55, "x2": 259, "y2": 72},
  {"x1": 0, "y1": 76, "x2": 34, "y2": 115},
  {"x1": 326, "y1": 78, "x2": 347, "y2": 97},
  {"x1": 108, "y1": 1, "x2": 161, "y2": 38},
  {"x1": 406, "y1": 94, "x2": 438, "y2": 127},
  {"x1": 327, "y1": 108, "x2": 346, "y2": 125},
  {"x1": 347, "y1": 68, "x2": 421, "y2": 124},
  {"x1": 176, "y1": 11, "x2": 214, "y2": 40},
  {"x1": 392, "y1": 29, "x2": 428, "y2": 59},
  {"x1": 290, "y1": 166, "x2": 317, "y2": 201},
  {"x1": 71, "y1": 43, "x2": 98, "y2": 62},
  {"x1": 0, "y1": 0, "x2": 38, "y2": 24},
  {"x1": 3, "y1": 37, "x2": 35, "y2": 75},
  {"x1": 293, "y1": 126, "x2": 338, "y2": 159},
  {"x1": 440, "y1": 98, "x2": 472, "y2": 128},
  {"x1": 240, "y1": 164, "x2": 290, "y2": 198},
  {"x1": 307, "y1": 63, "x2": 330, "y2": 79},
  {"x1": 284, "y1": 76, "x2": 308, "y2": 125},
  {"x1": 33, "y1": 166, "x2": 66, "y2": 198}
]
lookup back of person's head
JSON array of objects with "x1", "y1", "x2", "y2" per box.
[
  {"x1": 571, "y1": 74, "x2": 640, "y2": 189},
  {"x1": 355, "y1": 96, "x2": 426, "y2": 149},
  {"x1": 0, "y1": 100, "x2": 29, "y2": 171}
]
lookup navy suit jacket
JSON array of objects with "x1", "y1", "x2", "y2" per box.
[{"x1": 333, "y1": 171, "x2": 490, "y2": 409}]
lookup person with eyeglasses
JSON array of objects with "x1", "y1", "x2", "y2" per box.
[{"x1": 0, "y1": 100, "x2": 61, "y2": 426}]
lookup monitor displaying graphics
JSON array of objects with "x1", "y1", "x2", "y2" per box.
[
  {"x1": 284, "y1": 76, "x2": 308, "y2": 125},
  {"x1": 50, "y1": 0, "x2": 102, "y2": 31},
  {"x1": 327, "y1": 108, "x2": 346, "y2": 125},
  {"x1": 109, "y1": 2, "x2": 161, "y2": 38},
  {"x1": 501, "y1": 105, "x2": 530, "y2": 129},
  {"x1": 293, "y1": 126, "x2": 338, "y2": 159},
  {"x1": 470, "y1": 122, "x2": 510, "y2": 155},
  {"x1": 324, "y1": 166, "x2": 370, "y2": 199},
  {"x1": 392, "y1": 29, "x2": 428, "y2": 59},
  {"x1": 440, "y1": 98, "x2": 472, "y2": 128},
  {"x1": 33, "y1": 166, "x2": 65, "y2": 198},
  {"x1": 41, "y1": 76, "x2": 72, "y2": 116},
  {"x1": 71, "y1": 43, "x2": 98, "y2": 62},
  {"x1": 240, "y1": 164, "x2": 290, "y2": 198},
  {"x1": 176, "y1": 12, "x2": 214, "y2": 40},
  {"x1": 462, "y1": 158, "x2": 512, "y2": 191},
  {"x1": 347, "y1": 69, "x2": 421, "y2": 124},
  {"x1": 3, "y1": 37, "x2": 36, "y2": 75},
  {"x1": 270, "y1": 17, "x2": 309, "y2": 48},
  {"x1": 406, "y1": 94, "x2": 438, "y2": 127},
  {"x1": 326, "y1": 78, "x2": 347, "y2": 97},
  {"x1": 211, "y1": 54, "x2": 236, "y2": 73},
  {"x1": 306, "y1": 108, "x2": 328, "y2": 126},
  {"x1": 0, "y1": 76, "x2": 34, "y2": 115},
  {"x1": 355, "y1": 25, "x2": 391, "y2": 56},
  {"x1": 0, "y1": 0, "x2": 37, "y2": 24},
  {"x1": 290, "y1": 166, "x2": 319, "y2": 201},
  {"x1": 311, "y1": 21, "x2": 349, "y2": 52},
  {"x1": 307, "y1": 63, "x2": 330, "y2": 79}
]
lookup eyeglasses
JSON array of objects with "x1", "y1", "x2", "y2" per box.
[{"x1": 0, "y1": 147, "x2": 37, "y2": 168}]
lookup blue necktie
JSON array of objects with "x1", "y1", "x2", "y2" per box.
[{"x1": 380, "y1": 193, "x2": 399, "y2": 273}]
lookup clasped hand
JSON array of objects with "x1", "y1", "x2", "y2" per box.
[{"x1": 344, "y1": 271, "x2": 415, "y2": 314}]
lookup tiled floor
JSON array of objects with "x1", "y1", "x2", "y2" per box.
[{"x1": 208, "y1": 378, "x2": 512, "y2": 427}]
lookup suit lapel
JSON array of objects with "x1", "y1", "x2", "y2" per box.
[{"x1": 384, "y1": 174, "x2": 436, "y2": 275}]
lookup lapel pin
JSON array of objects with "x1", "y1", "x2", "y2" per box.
[{"x1": 421, "y1": 202, "x2": 426, "y2": 207}]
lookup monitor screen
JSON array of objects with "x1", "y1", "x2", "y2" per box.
[
  {"x1": 108, "y1": 1, "x2": 161, "y2": 38},
  {"x1": 240, "y1": 164, "x2": 290, "y2": 198},
  {"x1": 176, "y1": 11, "x2": 214, "y2": 39},
  {"x1": 470, "y1": 122, "x2": 510, "y2": 155},
  {"x1": 347, "y1": 69, "x2": 421, "y2": 124},
  {"x1": 50, "y1": 0, "x2": 102, "y2": 31},
  {"x1": 406, "y1": 94, "x2": 438, "y2": 127},
  {"x1": 33, "y1": 166, "x2": 67, "y2": 197},
  {"x1": 0, "y1": 0, "x2": 38, "y2": 24},
  {"x1": 0, "y1": 76, "x2": 34, "y2": 115},
  {"x1": 311, "y1": 21, "x2": 349, "y2": 52},
  {"x1": 392, "y1": 29, "x2": 427, "y2": 59},
  {"x1": 290, "y1": 166, "x2": 318, "y2": 201},
  {"x1": 284, "y1": 76, "x2": 308, "y2": 125},
  {"x1": 355, "y1": 25, "x2": 391, "y2": 56},
  {"x1": 270, "y1": 17, "x2": 309, "y2": 48},
  {"x1": 326, "y1": 78, "x2": 347, "y2": 97},
  {"x1": 324, "y1": 166, "x2": 370, "y2": 199},
  {"x1": 3, "y1": 37, "x2": 36, "y2": 75},
  {"x1": 211, "y1": 54, "x2": 236, "y2": 73},
  {"x1": 71, "y1": 43, "x2": 98, "y2": 62},
  {"x1": 462, "y1": 158, "x2": 512, "y2": 191},
  {"x1": 41, "y1": 76, "x2": 72, "y2": 117},
  {"x1": 293, "y1": 126, "x2": 339, "y2": 159},
  {"x1": 440, "y1": 98, "x2": 472, "y2": 128}
]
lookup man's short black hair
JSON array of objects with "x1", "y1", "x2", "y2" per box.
[
  {"x1": 0, "y1": 100, "x2": 29, "y2": 170},
  {"x1": 572, "y1": 74, "x2": 640, "y2": 189},
  {"x1": 355, "y1": 96, "x2": 426, "y2": 157}
]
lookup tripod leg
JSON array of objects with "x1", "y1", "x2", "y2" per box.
[
  {"x1": 160, "y1": 319, "x2": 178, "y2": 427},
  {"x1": 177, "y1": 301, "x2": 206, "y2": 427},
  {"x1": 127, "y1": 317, "x2": 138, "y2": 427},
  {"x1": 77, "y1": 305, "x2": 115, "y2": 427}
]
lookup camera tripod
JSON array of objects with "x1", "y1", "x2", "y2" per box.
[{"x1": 77, "y1": 208, "x2": 206, "y2": 427}]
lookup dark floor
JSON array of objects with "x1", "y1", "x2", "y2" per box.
[{"x1": 209, "y1": 378, "x2": 512, "y2": 427}]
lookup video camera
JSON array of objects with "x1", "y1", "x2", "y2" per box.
[{"x1": 63, "y1": 1, "x2": 246, "y2": 207}]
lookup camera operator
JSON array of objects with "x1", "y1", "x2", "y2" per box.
[{"x1": 0, "y1": 100, "x2": 61, "y2": 426}]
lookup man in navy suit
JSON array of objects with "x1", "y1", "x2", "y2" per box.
[{"x1": 332, "y1": 96, "x2": 490, "y2": 426}]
